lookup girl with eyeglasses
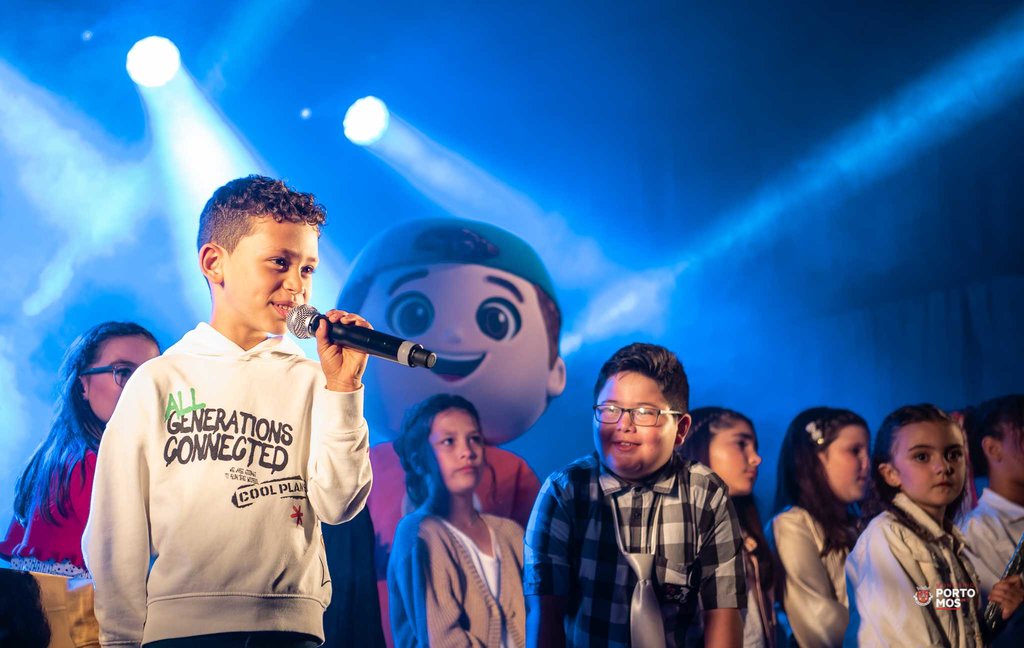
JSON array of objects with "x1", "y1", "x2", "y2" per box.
[{"x1": 1, "y1": 321, "x2": 159, "y2": 577}]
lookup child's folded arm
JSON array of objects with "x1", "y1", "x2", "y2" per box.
[
  {"x1": 82, "y1": 375, "x2": 157, "y2": 648},
  {"x1": 847, "y1": 520, "x2": 942, "y2": 647},
  {"x1": 772, "y1": 512, "x2": 848, "y2": 648},
  {"x1": 307, "y1": 385, "x2": 373, "y2": 525}
]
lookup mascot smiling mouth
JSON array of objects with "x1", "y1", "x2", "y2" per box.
[{"x1": 430, "y1": 352, "x2": 486, "y2": 382}]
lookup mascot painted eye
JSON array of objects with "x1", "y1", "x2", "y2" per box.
[
  {"x1": 387, "y1": 291, "x2": 435, "y2": 337},
  {"x1": 475, "y1": 297, "x2": 521, "y2": 341}
]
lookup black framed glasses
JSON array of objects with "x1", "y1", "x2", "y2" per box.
[
  {"x1": 593, "y1": 404, "x2": 683, "y2": 427},
  {"x1": 80, "y1": 364, "x2": 138, "y2": 388}
]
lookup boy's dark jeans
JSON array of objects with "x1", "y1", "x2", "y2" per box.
[{"x1": 144, "y1": 632, "x2": 320, "y2": 647}]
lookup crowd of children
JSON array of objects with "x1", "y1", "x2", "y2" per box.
[{"x1": 2, "y1": 174, "x2": 1023, "y2": 648}]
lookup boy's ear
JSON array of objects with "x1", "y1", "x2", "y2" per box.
[
  {"x1": 546, "y1": 356, "x2": 567, "y2": 398},
  {"x1": 981, "y1": 436, "x2": 1002, "y2": 464},
  {"x1": 878, "y1": 462, "x2": 901, "y2": 489},
  {"x1": 674, "y1": 413, "x2": 692, "y2": 447},
  {"x1": 199, "y1": 243, "x2": 226, "y2": 285}
]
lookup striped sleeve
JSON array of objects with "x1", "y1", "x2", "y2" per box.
[
  {"x1": 696, "y1": 475, "x2": 745, "y2": 609},
  {"x1": 523, "y1": 474, "x2": 574, "y2": 597}
]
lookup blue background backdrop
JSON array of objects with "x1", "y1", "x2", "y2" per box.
[{"x1": 2, "y1": 1, "x2": 1023, "y2": 526}]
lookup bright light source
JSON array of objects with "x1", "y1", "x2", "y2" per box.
[
  {"x1": 126, "y1": 36, "x2": 181, "y2": 88},
  {"x1": 344, "y1": 96, "x2": 390, "y2": 145},
  {"x1": 300, "y1": 107, "x2": 312, "y2": 120}
]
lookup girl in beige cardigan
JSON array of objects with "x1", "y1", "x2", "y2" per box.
[{"x1": 388, "y1": 395, "x2": 526, "y2": 648}]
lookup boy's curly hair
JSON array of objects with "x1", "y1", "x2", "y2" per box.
[{"x1": 196, "y1": 175, "x2": 327, "y2": 251}]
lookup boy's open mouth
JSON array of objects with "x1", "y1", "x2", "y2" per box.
[
  {"x1": 272, "y1": 303, "x2": 296, "y2": 319},
  {"x1": 430, "y1": 352, "x2": 486, "y2": 382}
]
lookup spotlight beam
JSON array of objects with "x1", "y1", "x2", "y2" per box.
[
  {"x1": 679, "y1": 7, "x2": 1024, "y2": 277},
  {"x1": 344, "y1": 96, "x2": 390, "y2": 145},
  {"x1": 137, "y1": 63, "x2": 346, "y2": 327},
  {"x1": 126, "y1": 36, "x2": 182, "y2": 88},
  {"x1": 345, "y1": 9, "x2": 1024, "y2": 355},
  {"x1": 0, "y1": 60, "x2": 152, "y2": 318},
  {"x1": 571, "y1": 7, "x2": 1024, "y2": 351},
  {"x1": 350, "y1": 110, "x2": 618, "y2": 291}
]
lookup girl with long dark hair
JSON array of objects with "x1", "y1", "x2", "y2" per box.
[
  {"x1": 388, "y1": 394, "x2": 525, "y2": 647},
  {"x1": 0, "y1": 321, "x2": 159, "y2": 576},
  {"x1": 679, "y1": 407, "x2": 782, "y2": 648},
  {"x1": 769, "y1": 406, "x2": 870, "y2": 648}
]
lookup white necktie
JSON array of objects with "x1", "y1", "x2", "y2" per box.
[
  {"x1": 623, "y1": 551, "x2": 667, "y2": 648},
  {"x1": 611, "y1": 491, "x2": 667, "y2": 648}
]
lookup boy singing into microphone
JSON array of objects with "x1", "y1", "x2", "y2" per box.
[{"x1": 83, "y1": 175, "x2": 373, "y2": 648}]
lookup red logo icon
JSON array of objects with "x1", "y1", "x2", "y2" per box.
[{"x1": 914, "y1": 586, "x2": 932, "y2": 607}]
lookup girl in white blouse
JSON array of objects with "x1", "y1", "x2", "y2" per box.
[
  {"x1": 847, "y1": 404, "x2": 1023, "y2": 647},
  {"x1": 769, "y1": 407, "x2": 870, "y2": 648}
]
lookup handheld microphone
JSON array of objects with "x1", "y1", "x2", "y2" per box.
[{"x1": 286, "y1": 304, "x2": 437, "y2": 369}]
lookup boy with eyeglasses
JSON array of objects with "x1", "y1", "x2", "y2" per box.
[
  {"x1": 524, "y1": 342, "x2": 745, "y2": 648},
  {"x1": 83, "y1": 175, "x2": 373, "y2": 648}
]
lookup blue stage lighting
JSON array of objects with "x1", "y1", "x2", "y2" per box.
[
  {"x1": 126, "y1": 36, "x2": 181, "y2": 88},
  {"x1": 344, "y1": 96, "x2": 390, "y2": 145}
]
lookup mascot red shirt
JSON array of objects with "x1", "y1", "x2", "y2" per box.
[{"x1": 335, "y1": 218, "x2": 566, "y2": 645}]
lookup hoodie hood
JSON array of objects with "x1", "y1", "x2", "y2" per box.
[{"x1": 164, "y1": 322, "x2": 306, "y2": 360}]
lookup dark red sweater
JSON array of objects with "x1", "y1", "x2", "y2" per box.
[{"x1": 0, "y1": 451, "x2": 97, "y2": 570}]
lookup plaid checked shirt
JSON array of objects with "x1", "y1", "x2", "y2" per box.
[{"x1": 524, "y1": 452, "x2": 745, "y2": 647}]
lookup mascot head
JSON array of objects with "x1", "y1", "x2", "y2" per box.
[{"x1": 338, "y1": 218, "x2": 566, "y2": 444}]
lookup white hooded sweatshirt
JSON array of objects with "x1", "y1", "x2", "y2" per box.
[{"x1": 83, "y1": 323, "x2": 373, "y2": 647}]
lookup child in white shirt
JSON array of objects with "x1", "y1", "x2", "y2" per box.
[
  {"x1": 960, "y1": 395, "x2": 1024, "y2": 598},
  {"x1": 847, "y1": 404, "x2": 1023, "y2": 647}
]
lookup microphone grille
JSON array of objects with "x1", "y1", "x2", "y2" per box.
[{"x1": 286, "y1": 304, "x2": 319, "y2": 339}]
